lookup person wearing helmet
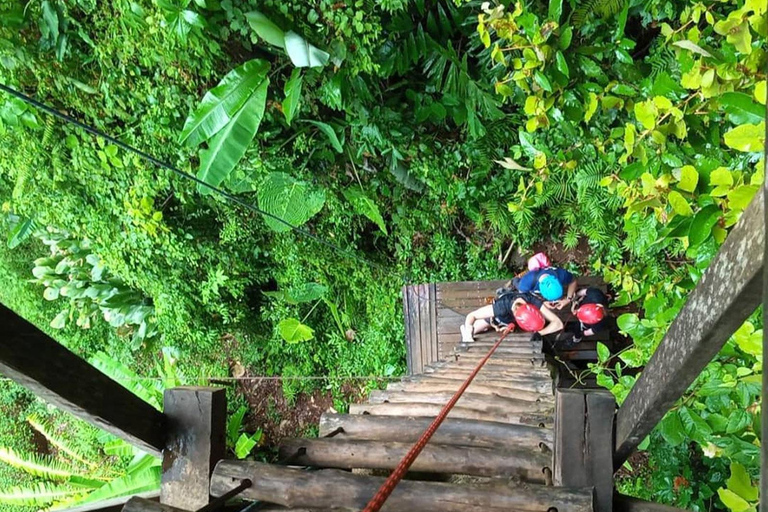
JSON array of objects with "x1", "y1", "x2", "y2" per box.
[
  {"x1": 572, "y1": 287, "x2": 610, "y2": 337},
  {"x1": 460, "y1": 291, "x2": 564, "y2": 342},
  {"x1": 528, "y1": 252, "x2": 551, "y2": 271},
  {"x1": 516, "y1": 266, "x2": 578, "y2": 310}
]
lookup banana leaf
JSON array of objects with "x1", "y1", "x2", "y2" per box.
[
  {"x1": 196, "y1": 78, "x2": 269, "y2": 194},
  {"x1": 179, "y1": 59, "x2": 270, "y2": 147}
]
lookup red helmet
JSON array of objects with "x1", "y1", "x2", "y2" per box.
[
  {"x1": 577, "y1": 304, "x2": 606, "y2": 324},
  {"x1": 528, "y1": 252, "x2": 551, "y2": 271},
  {"x1": 514, "y1": 302, "x2": 545, "y2": 332}
]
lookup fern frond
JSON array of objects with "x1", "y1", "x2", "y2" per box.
[
  {"x1": 27, "y1": 415, "x2": 96, "y2": 470},
  {"x1": 0, "y1": 483, "x2": 82, "y2": 507},
  {"x1": 0, "y1": 447, "x2": 80, "y2": 481}
]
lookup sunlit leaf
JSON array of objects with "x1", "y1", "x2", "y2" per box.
[
  {"x1": 245, "y1": 11, "x2": 285, "y2": 48},
  {"x1": 284, "y1": 31, "x2": 330, "y2": 68},
  {"x1": 278, "y1": 318, "x2": 314, "y2": 343},
  {"x1": 257, "y1": 172, "x2": 325, "y2": 233}
]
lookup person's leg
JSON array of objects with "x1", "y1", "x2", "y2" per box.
[{"x1": 472, "y1": 319, "x2": 492, "y2": 335}]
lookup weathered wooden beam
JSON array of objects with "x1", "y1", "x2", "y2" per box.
[
  {"x1": 386, "y1": 379, "x2": 553, "y2": 403},
  {"x1": 279, "y1": 437, "x2": 550, "y2": 481},
  {"x1": 0, "y1": 303, "x2": 166, "y2": 456},
  {"x1": 613, "y1": 494, "x2": 691, "y2": 512},
  {"x1": 615, "y1": 188, "x2": 764, "y2": 465},
  {"x1": 368, "y1": 389, "x2": 552, "y2": 414},
  {"x1": 407, "y1": 374, "x2": 553, "y2": 394},
  {"x1": 210, "y1": 460, "x2": 593, "y2": 512},
  {"x1": 318, "y1": 413, "x2": 553, "y2": 450},
  {"x1": 349, "y1": 402, "x2": 553, "y2": 427},
  {"x1": 161, "y1": 387, "x2": 227, "y2": 510},
  {"x1": 122, "y1": 497, "x2": 187, "y2": 512},
  {"x1": 56, "y1": 491, "x2": 160, "y2": 512}
]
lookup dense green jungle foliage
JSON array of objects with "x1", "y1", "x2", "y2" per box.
[{"x1": 0, "y1": 0, "x2": 765, "y2": 509}]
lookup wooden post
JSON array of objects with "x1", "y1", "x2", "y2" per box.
[
  {"x1": 161, "y1": 387, "x2": 226, "y2": 510},
  {"x1": 615, "y1": 188, "x2": 764, "y2": 466},
  {"x1": 0, "y1": 303, "x2": 166, "y2": 456}
]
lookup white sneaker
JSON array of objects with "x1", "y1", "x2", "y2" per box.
[{"x1": 460, "y1": 325, "x2": 474, "y2": 343}]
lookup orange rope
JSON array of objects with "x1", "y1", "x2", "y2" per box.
[{"x1": 361, "y1": 324, "x2": 517, "y2": 512}]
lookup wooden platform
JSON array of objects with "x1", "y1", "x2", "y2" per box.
[{"x1": 403, "y1": 277, "x2": 610, "y2": 375}]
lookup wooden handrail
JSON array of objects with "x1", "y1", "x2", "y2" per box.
[
  {"x1": 0, "y1": 304, "x2": 166, "y2": 456},
  {"x1": 614, "y1": 186, "x2": 765, "y2": 466}
]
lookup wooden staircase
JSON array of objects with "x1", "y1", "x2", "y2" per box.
[{"x1": 208, "y1": 332, "x2": 615, "y2": 512}]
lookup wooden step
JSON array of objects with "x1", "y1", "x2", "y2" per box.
[
  {"x1": 415, "y1": 374, "x2": 553, "y2": 394},
  {"x1": 211, "y1": 460, "x2": 594, "y2": 512},
  {"x1": 368, "y1": 390, "x2": 552, "y2": 415},
  {"x1": 387, "y1": 379, "x2": 553, "y2": 403},
  {"x1": 427, "y1": 362, "x2": 549, "y2": 376},
  {"x1": 318, "y1": 413, "x2": 554, "y2": 451},
  {"x1": 448, "y1": 354, "x2": 545, "y2": 366},
  {"x1": 278, "y1": 438, "x2": 551, "y2": 482},
  {"x1": 453, "y1": 344, "x2": 543, "y2": 355},
  {"x1": 349, "y1": 402, "x2": 554, "y2": 427}
]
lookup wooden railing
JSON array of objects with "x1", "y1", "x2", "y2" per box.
[{"x1": 613, "y1": 186, "x2": 766, "y2": 466}]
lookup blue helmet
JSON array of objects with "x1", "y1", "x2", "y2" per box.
[{"x1": 539, "y1": 274, "x2": 564, "y2": 301}]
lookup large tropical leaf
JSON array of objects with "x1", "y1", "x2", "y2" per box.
[
  {"x1": 256, "y1": 172, "x2": 326, "y2": 232},
  {"x1": 284, "y1": 31, "x2": 330, "y2": 68},
  {"x1": 245, "y1": 11, "x2": 285, "y2": 48},
  {"x1": 90, "y1": 352, "x2": 163, "y2": 409},
  {"x1": 264, "y1": 283, "x2": 328, "y2": 304},
  {"x1": 0, "y1": 447, "x2": 80, "y2": 481},
  {"x1": 278, "y1": 318, "x2": 314, "y2": 343},
  {"x1": 70, "y1": 466, "x2": 161, "y2": 507},
  {"x1": 282, "y1": 69, "x2": 303, "y2": 125},
  {"x1": 178, "y1": 59, "x2": 270, "y2": 147},
  {"x1": 0, "y1": 483, "x2": 82, "y2": 507},
  {"x1": 343, "y1": 186, "x2": 387, "y2": 234},
  {"x1": 197, "y1": 78, "x2": 269, "y2": 194}
]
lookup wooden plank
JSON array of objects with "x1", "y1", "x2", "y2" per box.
[
  {"x1": 318, "y1": 413, "x2": 554, "y2": 451},
  {"x1": 56, "y1": 491, "x2": 160, "y2": 512},
  {"x1": 368, "y1": 390, "x2": 553, "y2": 415},
  {"x1": 211, "y1": 460, "x2": 594, "y2": 512},
  {"x1": 408, "y1": 286, "x2": 423, "y2": 375},
  {"x1": 615, "y1": 188, "x2": 764, "y2": 465},
  {"x1": 349, "y1": 402, "x2": 553, "y2": 427},
  {"x1": 402, "y1": 286, "x2": 413, "y2": 375},
  {"x1": 554, "y1": 389, "x2": 587, "y2": 487},
  {"x1": 586, "y1": 392, "x2": 616, "y2": 512},
  {"x1": 161, "y1": 387, "x2": 226, "y2": 510},
  {"x1": 429, "y1": 283, "x2": 438, "y2": 366},
  {"x1": 418, "y1": 284, "x2": 432, "y2": 370},
  {"x1": 386, "y1": 380, "x2": 553, "y2": 404},
  {"x1": 278, "y1": 437, "x2": 551, "y2": 481},
  {"x1": 0, "y1": 303, "x2": 166, "y2": 456}
]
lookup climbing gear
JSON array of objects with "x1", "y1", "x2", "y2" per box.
[
  {"x1": 460, "y1": 324, "x2": 474, "y2": 343},
  {"x1": 513, "y1": 302, "x2": 545, "y2": 332},
  {"x1": 362, "y1": 324, "x2": 516, "y2": 512},
  {"x1": 538, "y1": 274, "x2": 564, "y2": 301},
  {"x1": 528, "y1": 252, "x2": 551, "y2": 271},
  {"x1": 576, "y1": 303, "x2": 606, "y2": 324}
]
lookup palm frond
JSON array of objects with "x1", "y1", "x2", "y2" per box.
[
  {"x1": 0, "y1": 483, "x2": 82, "y2": 507},
  {"x1": 27, "y1": 415, "x2": 96, "y2": 470},
  {"x1": 0, "y1": 447, "x2": 80, "y2": 482}
]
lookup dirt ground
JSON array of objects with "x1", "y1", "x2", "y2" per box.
[{"x1": 234, "y1": 368, "x2": 368, "y2": 446}]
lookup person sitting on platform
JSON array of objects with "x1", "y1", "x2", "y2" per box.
[
  {"x1": 571, "y1": 287, "x2": 611, "y2": 341},
  {"x1": 515, "y1": 265, "x2": 578, "y2": 310},
  {"x1": 460, "y1": 290, "x2": 563, "y2": 342}
]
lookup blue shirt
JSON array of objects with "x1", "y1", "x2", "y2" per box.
[{"x1": 517, "y1": 268, "x2": 575, "y2": 293}]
